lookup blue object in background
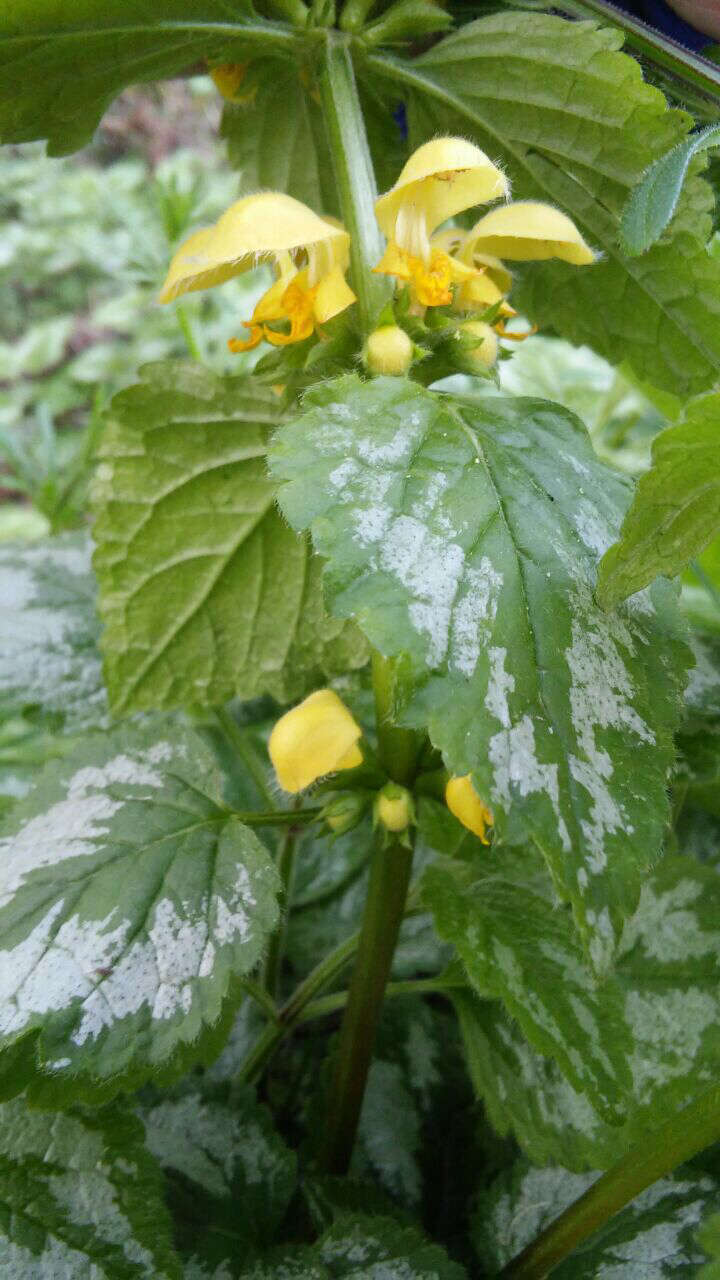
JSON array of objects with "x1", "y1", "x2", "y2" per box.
[{"x1": 616, "y1": 0, "x2": 714, "y2": 50}]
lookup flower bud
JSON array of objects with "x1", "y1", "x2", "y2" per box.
[
  {"x1": 375, "y1": 782, "x2": 414, "y2": 834},
  {"x1": 365, "y1": 325, "x2": 413, "y2": 376},
  {"x1": 322, "y1": 792, "x2": 368, "y2": 836},
  {"x1": 269, "y1": 689, "x2": 363, "y2": 794},
  {"x1": 209, "y1": 62, "x2": 251, "y2": 103},
  {"x1": 459, "y1": 320, "x2": 498, "y2": 369},
  {"x1": 445, "y1": 775, "x2": 493, "y2": 843}
]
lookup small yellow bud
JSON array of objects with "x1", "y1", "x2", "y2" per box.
[
  {"x1": 365, "y1": 325, "x2": 413, "y2": 377},
  {"x1": 445, "y1": 775, "x2": 493, "y2": 843},
  {"x1": 209, "y1": 62, "x2": 252, "y2": 104},
  {"x1": 460, "y1": 320, "x2": 498, "y2": 369},
  {"x1": 375, "y1": 783, "x2": 414, "y2": 833},
  {"x1": 269, "y1": 689, "x2": 363, "y2": 794}
]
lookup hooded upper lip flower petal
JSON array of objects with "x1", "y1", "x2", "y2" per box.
[
  {"x1": 158, "y1": 192, "x2": 356, "y2": 350},
  {"x1": 445, "y1": 775, "x2": 494, "y2": 843},
  {"x1": 269, "y1": 689, "x2": 363, "y2": 794},
  {"x1": 373, "y1": 137, "x2": 509, "y2": 306},
  {"x1": 463, "y1": 200, "x2": 595, "y2": 265}
]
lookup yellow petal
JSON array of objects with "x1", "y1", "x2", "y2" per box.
[
  {"x1": 313, "y1": 263, "x2": 357, "y2": 323},
  {"x1": 375, "y1": 137, "x2": 509, "y2": 240},
  {"x1": 209, "y1": 62, "x2": 252, "y2": 104},
  {"x1": 269, "y1": 689, "x2": 363, "y2": 793},
  {"x1": 445, "y1": 775, "x2": 493, "y2": 842},
  {"x1": 373, "y1": 241, "x2": 414, "y2": 281},
  {"x1": 466, "y1": 201, "x2": 595, "y2": 264},
  {"x1": 159, "y1": 193, "x2": 350, "y2": 303},
  {"x1": 158, "y1": 227, "x2": 243, "y2": 303}
]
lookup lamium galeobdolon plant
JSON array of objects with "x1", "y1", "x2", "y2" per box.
[{"x1": 2, "y1": 2, "x2": 720, "y2": 1276}]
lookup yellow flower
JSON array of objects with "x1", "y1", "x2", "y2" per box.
[
  {"x1": 463, "y1": 201, "x2": 595, "y2": 265},
  {"x1": 158, "y1": 193, "x2": 356, "y2": 350},
  {"x1": 373, "y1": 137, "x2": 509, "y2": 306},
  {"x1": 209, "y1": 62, "x2": 255, "y2": 105},
  {"x1": 445, "y1": 775, "x2": 493, "y2": 843},
  {"x1": 269, "y1": 689, "x2": 363, "y2": 794}
]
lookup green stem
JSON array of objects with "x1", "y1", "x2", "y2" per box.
[
  {"x1": 214, "y1": 706, "x2": 275, "y2": 807},
  {"x1": 239, "y1": 977, "x2": 279, "y2": 1021},
  {"x1": 232, "y1": 809, "x2": 320, "y2": 826},
  {"x1": 176, "y1": 304, "x2": 202, "y2": 361},
  {"x1": 500, "y1": 1082, "x2": 720, "y2": 1279},
  {"x1": 300, "y1": 973, "x2": 463, "y2": 1021},
  {"x1": 317, "y1": 32, "x2": 390, "y2": 332},
  {"x1": 263, "y1": 805, "x2": 302, "y2": 997},
  {"x1": 371, "y1": 649, "x2": 422, "y2": 785},
  {"x1": 317, "y1": 833, "x2": 414, "y2": 1173},
  {"x1": 262, "y1": 0, "x2": 309, "y2": 24},
  {"x1": 234, "y1": 930, "x2": 361, "y2": 1085}
]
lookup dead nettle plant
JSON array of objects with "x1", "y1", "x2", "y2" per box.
[{"x1": 2, "y1": 1, "x2": 720, "y2": 1275}]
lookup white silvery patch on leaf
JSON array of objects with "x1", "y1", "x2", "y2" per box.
[
  {"x1": 0, "y1": 1099, "x2": 180, "y2": 1279},
  {"x1": 0, "y1": 532, "x2": 107, "y2": 729},
  {"x1": 270, "y1": 376, "x2": 690, "y2": 967},
  {"x1": 0, "y1": 720, "x2": 279, "y2": 1099}
]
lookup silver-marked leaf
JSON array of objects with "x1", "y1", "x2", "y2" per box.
[
  {"x1": 621, "y1": 125, "x2": 720, "y2": 256},
  {"x1": 142, "y1": 1087, "x2": 296, "y2": 1249},
  {"x1": 317, "y1": 1215, "x2": 467, "y2": 1278},
  {"x1": 92, "y1": 361, "x2": 366, "y2": 715},
  {"x1": 270, "y1": 375, "x2": 690, "y2": 967},
  {"x1": 685, "y1": 633, "x2": 720, "y2": 723},
  {"x1": 598, "y1": 393, "x2": 720, "y2": 608},
  {"x1": 425, "y1": 860, "x2": 630, "y2": 1119},
  {"x1": 0, "y1": 719, "x2": 279, "y2": 1102},
  {"x1": 0, "y1": 1097, "x2": 181, "y2": 1279},
  {"x1": 0, "y1": 533, "x2": 106, "y2": 729},
  {"x1": 698, "y1": 1213, "x2": 720, "y2": 1277},
  {"x1": 453, "y1": 857, "x2": 720, "y2": 1170},
  {"x1": 368, "y1": 13, "x2": 720, "y2": 397},
  {"x1": 476, "y1": 1162, "x2": 716, "y2": 1277}
]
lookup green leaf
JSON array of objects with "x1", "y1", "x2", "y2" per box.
[
  {"x1": 597, "y1": 394, "x2": 720, "y2": 608},
  {"x1": 0, "y1": 719, "x2": 279, "y2": 1102},
  {"x1": 316, "y1": 1214, "x2": 467, "y2": 1278},
  {"x1": 0, "y1": 1096, "x2": 181, "y2": 1278},
  {"x1": 270, "y1": 375, "x2": 690, "y2": 966},
  {"x1": 92, "y1": 362, "x2": 366, "y2": 715},
  {"x1": 685, "y1": 633, "x2": 720, "y2": 724},
  {"x1": 367, "y1": 13, "x2": 720, "y2": 397},
  {"x1": 698, "y1": 1213, "x2": 720, "y2": 1277},
  {"x1": 476, "y1": 1160, "x2": 717, "y2": 1276},
  {"x1": 142, "y1": 1086, "x2": 297, "y2": 1253},
  {"x1": 425, "y1": 860, "x2": 630, "y2": 1118},
  {"x1": 221, "y1": 60, "x2": 340, "y2": 216},
  {"x1": 0, "y1": 533, "x2": 106, "y2": 729},
  {"x1": 621, "y1": 124, "x2": 720, "y2": 256},
  {"x1": 453, "y1": 855, "x2": 720, "y2": 1170},
  {"x1": 0, "y1": 1, "x2": 293, "y2": 156}
]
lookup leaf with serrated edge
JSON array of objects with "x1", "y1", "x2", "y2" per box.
[
  {"x1": 424, "y1": 860, "x2": 630, "y2": 1119},
  {"x1": 317, "y1": 1214, "x2": 467, "y2": 1278},
  {"x1": 0, "y1": 1, "x2": 290, "y2": 156},
  {"x1": 621, "y1": 124, "x2": 720, "y2": 256},
  {"x1": 366, "y1": 13, "x2": 720, "y2": 397},
  {"x1": 0, "y1": 533, "x2": 106, "y2": 729},
  {"x1": 270, "y1": 375, "x2": 689, "y2": 967},
  {"x1": 453, "y1": 856, "x2": 720, "y2": 1170},
  {"x1": 477, "y1": 1161, "x2": 716, "y2": 1276},
  {"x1": 598, "y1": 393, "x2": 720, "y2": 608},
  {"x1": 0, "y1": 1097, "x2": 181, "y2": 1278},
  {"x1": 92, "y1": 362, "x2": 365, "y2": 715},
  {"x1": 0, "y1": 719, "x2": 279, "y2": 1102},
  {"x1": 142, "y1": 1087, "x2": 297, "y2": 1249}
]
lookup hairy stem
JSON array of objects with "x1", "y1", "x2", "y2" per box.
[
  {"x1": 500, "y1": 1083, "x2": 720, "y2": 1278},
  {"x1": 263, "y1": 805, "x2": 301, "y2": 996},
  {"x1": 317, "y1": 32, "x2": 389, "y2": 332},
  {"x1": 214, "y1": 706, "x2": 275, "y2": 807},
  {"x1": 371, "y1": 649, "x2": 423, "y2": 785}
]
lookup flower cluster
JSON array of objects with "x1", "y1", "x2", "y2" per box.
[
  {"x1": 267, "y1": 689, "x2": 493, "y2": 844},
  {"x1": 159, "y1": 136, "x2": 594, "y2": 366}
]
